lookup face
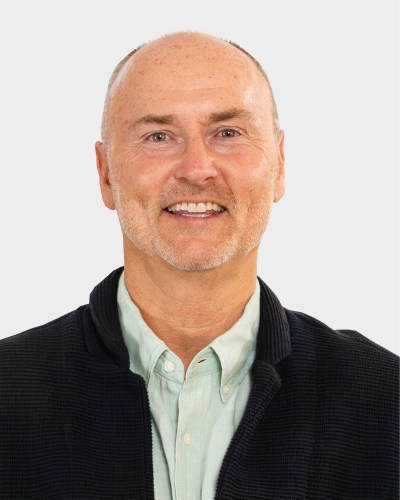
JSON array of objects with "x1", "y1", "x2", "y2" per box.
[{"x1": 96, "y1": 35, "x2": 285, "y2": 271}]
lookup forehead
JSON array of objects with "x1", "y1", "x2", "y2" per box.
[{"x1": 109, "y1": 35, "x2": 271, "y2": 123}]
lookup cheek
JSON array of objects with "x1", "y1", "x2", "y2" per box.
[
  {"x1": 248, "y1": 149, "x2": 279, "y2": 196},
  {"x1": 231, "y1": 156, "x2": 273, "y2": 204},
  {"x1": 112, "y1": 152, "x2": 168, "y2": 198}
]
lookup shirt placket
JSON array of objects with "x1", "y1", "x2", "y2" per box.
[{"x1": 175, "y1": 376, "x2": 200, "y2": 500}]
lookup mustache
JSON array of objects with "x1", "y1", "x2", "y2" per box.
[{"x1": 159, "y1": 182, "x2": 237, "y2": 209}]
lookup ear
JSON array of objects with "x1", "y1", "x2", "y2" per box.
[
  {"x1": 273, "y1": 130, "x2": 285, "y2": 203},
  {"x1": 95, "y1": 141, "x2": 116, "y2": 210}
]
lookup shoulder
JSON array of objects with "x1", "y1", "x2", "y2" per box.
[
  {"x1": 0, "y1": 306, "x2": 86, "y2": 376},
  {"x1": 286, "y1": 307, "x2": 397, "y2": 359},
  {"x1": 285, "y1": 308, "x2": 398, "y2": 395},
  {"x1": 285, "y1": 307, "x2": 398, "y2": 367}
]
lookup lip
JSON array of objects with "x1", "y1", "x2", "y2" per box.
[
  {"x1": 162, "y1": 209, "x2": 227, "y2": 221},
  {"x1": 162, "y1": 200, "x2": 227, "y2": 211}
]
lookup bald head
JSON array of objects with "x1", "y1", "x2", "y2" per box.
[{"x1": 100, "y1": 32, "x2": 280, "y2": 143}]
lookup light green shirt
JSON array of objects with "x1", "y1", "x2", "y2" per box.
[{"x1": 117, "y1": 273, "x2": 260, "y2": 500}]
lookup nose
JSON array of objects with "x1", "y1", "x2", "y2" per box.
[{"x1": 173, "y1": 138, "x2": 218, "y2": 186}]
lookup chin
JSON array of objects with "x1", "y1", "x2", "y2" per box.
[
  {"x1": 154, "y1": 240, "x2": 243, "y2": 271},
  {"x1": 123, "y1": 225, "x2": 263, "y2": 271},
  {"x1": 160, "y1": 252, "x2": 233, "y2": 271}
]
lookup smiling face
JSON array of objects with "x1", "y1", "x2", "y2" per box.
[{"x1": 96, "y1": 33, "x2": 285, "y2": 271}]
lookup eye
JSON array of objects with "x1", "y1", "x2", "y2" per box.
[
  {"x1": 217, "y1": 129, "x2": 240, "y2": 138},
  {"x1": 147, "y1": 132, "x2": 169, "y2": 142}
]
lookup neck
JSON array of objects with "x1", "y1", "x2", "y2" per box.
[{"x1": 123, "y1": 242, "x2": 258, "y2": 370}]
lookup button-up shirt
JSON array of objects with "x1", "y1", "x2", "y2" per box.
[{"x1": 117, "y1": 273, "x2": 260, "y2": 500}]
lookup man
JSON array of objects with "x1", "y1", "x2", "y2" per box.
[{"x1": 0, "y1": 32, "x2": 398, "y2": 500}]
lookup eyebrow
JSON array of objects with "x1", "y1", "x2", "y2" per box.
[
  {"x1": 129, "y1": 108, "x2": 253, "y2": 129},
  {"x1": 208, "y1": 108, "x2": 253, "y2": 122},
  {"x1": 131, "y1": 114, "x2": 175, "y2": 127}
]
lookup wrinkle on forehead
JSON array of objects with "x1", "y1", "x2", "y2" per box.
[{"x1": 103, "y1": 33, "x2": 278, "y2": 141}]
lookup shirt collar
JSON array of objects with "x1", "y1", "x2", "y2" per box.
[
  {"x1": 117, "y1": 273, "x2": 168, "y2": 385},
  {"x1": 117, "y1": 271, "x2": 260, "y2": 403},
  {"x1": 86, "y1": 267, "x2": 291, "y2": 372},
  {"x1": 209, "y1": 280, "x2": 260, "y2": 402}
]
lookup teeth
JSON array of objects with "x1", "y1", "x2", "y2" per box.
[{"x1": 167, "y1": 202, "x2": 225, "y2": 213}]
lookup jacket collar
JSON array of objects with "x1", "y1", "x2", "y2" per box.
[{"x1": 86, "y1": 267, "x2": 291, "y2": 368}]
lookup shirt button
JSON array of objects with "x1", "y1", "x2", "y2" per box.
[
  {"x1": 164, "y1": 360, "x2": 176, "y2": 373},
  {"x1": 222, "y1": 384, "x2": 230, "y2": 395},
  {"x1": 183, "y1": 433, "x2": 192, "y2": 446}
]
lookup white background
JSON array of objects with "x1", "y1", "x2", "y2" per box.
[{"x1": 0, "y1": 0, "x2": 398, "y2": 354}]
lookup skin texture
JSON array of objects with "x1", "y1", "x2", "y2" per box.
[{"x1": 96, "y1": 33, "x2": 285, "y2": 369}]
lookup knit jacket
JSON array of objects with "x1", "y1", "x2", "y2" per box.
[{"x1": 0, "y1": 267, "x2": 398, "y2": 499}]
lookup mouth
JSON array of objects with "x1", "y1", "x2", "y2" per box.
[{"x1": 164, "y1": 201, "x2": 227, "y2": 218}]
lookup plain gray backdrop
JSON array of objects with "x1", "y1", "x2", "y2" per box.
[{"x1": 0, "y1": 0, "x2": 398, "y2": 354}]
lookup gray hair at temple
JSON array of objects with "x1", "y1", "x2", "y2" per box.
[{"x1": 100, "y1": 32, "x2": 281, "y2": 143}]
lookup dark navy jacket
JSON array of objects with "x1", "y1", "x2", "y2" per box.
[{"x1": 0, "y1": 268, "x2": 398, "y2": 499}]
